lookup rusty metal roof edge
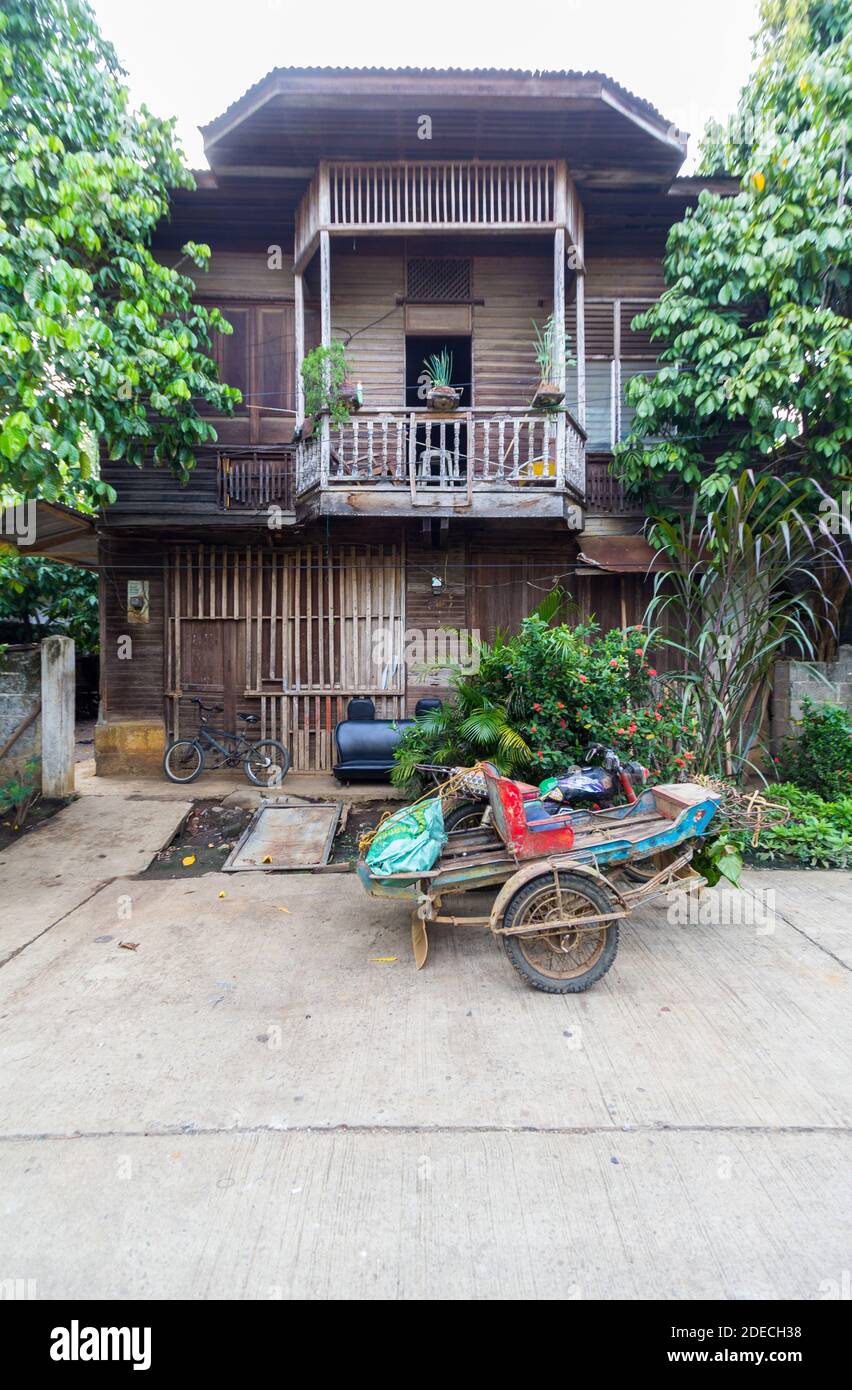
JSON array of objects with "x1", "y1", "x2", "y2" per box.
[{"x1": 201, "y1": 65, "x2": 680, "y2": 141}]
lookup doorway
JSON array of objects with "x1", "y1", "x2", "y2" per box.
[{"x1": 405, "y1": 335, "x2": 472, "y2": 488}]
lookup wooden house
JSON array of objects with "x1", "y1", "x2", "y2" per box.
[{"x1": 94, "y1": 67, "x2": 719, "y2": 774}]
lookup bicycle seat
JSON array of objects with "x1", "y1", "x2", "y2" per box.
[{"x1": 238, "y1": 712, "x2": 260, "y2": 724}]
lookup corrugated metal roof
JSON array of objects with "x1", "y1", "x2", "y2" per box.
[{"x1": 202, "y1": 65, "x2": 679, "y2": 138}]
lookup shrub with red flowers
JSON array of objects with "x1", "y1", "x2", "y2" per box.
[{"x1": 392, "y1": 601, "x2": 700, "y2": 788}]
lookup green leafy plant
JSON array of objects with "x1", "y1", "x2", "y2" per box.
[
  {"x1": 730, "y1": 781, "x2": 852, "y2": 868},
  {"x1": 422, "y1": 348, "x2": 454, "y2": 389},
  {"x1": 644, "y1": 471, "x2": 848, "y2": 779},
  {"x1": 0, "y1": 548, "x2": 98, "y2": 650},
  {"x1": 0, "y1": 755, "x2": 40, "y2": 824},
  {"x1": 775, "y1": 696, "x2": 852, "y2": 800},
  {"x1": 531, "y1": 315, "x2": 575, "y2": 379},
  {"x1": 612, "y1": 0, "x2": 852, "y2": 505},
  {"x1": 392, "y1": 590, "x2": 699, "y2": 789},
  {"x1": 0, "y1": 0, "x2": 240, "y2": 504},
  {"x1": 300, "y1": 343, "x2": 354, "y2": 429},
  {"x1": 692, "y1": 835, "x2": 745, "y2": 887}
]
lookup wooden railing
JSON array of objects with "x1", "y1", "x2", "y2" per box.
[
  {"x1": 295, "y1": 159, "x2": 581, "y2": 269},
  {"x1": 217, "y1": 451, "x2": 295, "y2": 511},
  {"x1": 295, "y1": 408, "x2": 586, "y2": 500}
]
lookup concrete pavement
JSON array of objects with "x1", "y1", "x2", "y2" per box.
[{"x1": 0, "y1": 768, "x2": 850, "y2": 1299}]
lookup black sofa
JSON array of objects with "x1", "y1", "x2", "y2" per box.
[{"x1": 332, "y1": 698, "x2": 442, "y2": 783}]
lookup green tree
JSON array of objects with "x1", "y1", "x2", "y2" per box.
[
  {"x1": 0, "y1": 546, "x2": 98, "y2": 650},
  {"x1": 0, "y1": 0, "x2": 239, "y2": 505},
  {"x1": 614, "y1": 0, "x2": 852, "y2": 500}
]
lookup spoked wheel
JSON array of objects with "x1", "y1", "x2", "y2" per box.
[
  {"x1": 500, "y1": 871, "x2": 619, "y2": 994},
  {"x1": 244, "y1": 739, "x2": 291, "y2": 788},
  {"x1": 622, "y1": 847, "x2": 681, "y2": 885},
  {"x1": 163, "y1": 739, "x2": 204, "y2": 784}
]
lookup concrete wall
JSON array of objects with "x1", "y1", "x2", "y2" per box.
[
  {"x1": 772, "y1": 645, "x2": 852, "y2": 748},
  {"x1": 0, "y1": 646, "x2": 41, "y2": 784}
]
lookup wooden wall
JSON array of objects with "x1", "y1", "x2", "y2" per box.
[
  {"x1": 472, "y1": 252, "x2": 551, "y2": 409},
  {"x1": 99, "y1": 538, "x2": 166, "y2": 725},
  {"x1": 332, "y1": 245, "x2": 406, "y2": 405}
]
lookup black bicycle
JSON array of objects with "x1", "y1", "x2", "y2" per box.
[{"x1": 163, "y1": 699, "x2": 291, "y2": 787}]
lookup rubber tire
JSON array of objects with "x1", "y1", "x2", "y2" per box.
[
  {"x1": 500, "y1": 871, "x2": 619, "y2": 994},
  {"x1": 244, "y1": 739, "x2": 291, "y2": 787},
  {"x1": 163, "y1": 739, "x2": 205, "y2": 784},
  {"x1": 444, "y1": 799, "x2": 488, "y2": 832}
]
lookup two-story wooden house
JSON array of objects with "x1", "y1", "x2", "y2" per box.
[{"x1": 95, "y1": 66, "x2": 718, "y2": 775}]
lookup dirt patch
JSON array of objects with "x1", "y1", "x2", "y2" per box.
[
  {"x1": 0, "y1": 796, "x2": 74, "y2": 852},
  {"x1": 330, "y1": 800, "x2": 398, "y2": 864},
  {"x1": 139, "y1": 797, "x2": 398, "y2": 877},
  {"x1": 141, "y1": 800, "x2": 253, "y2": 878}
]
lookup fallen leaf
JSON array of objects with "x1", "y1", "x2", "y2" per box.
[
  {"x1": 182, "y1": 854, "x2": 196, "y2": 867},
  {"x1": 370, "y1": 956, "x2": 398, "y2": 963},
  {"x1": 119, "y1": 941, "x2": 139, "y2": 951},
  {"x1": 276, "y1": 906, "x2": 291, "y2": 914},
  {"x1": 218, "y1": 891, "x2": 226, "y2": 899},
  {"x1": 262, "y1": 854, "x2": 272, "y2": 864}
]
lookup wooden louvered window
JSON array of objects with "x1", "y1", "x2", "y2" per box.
[{"x1": 199, "y1": 300, "x2": 317, "y2": 441}]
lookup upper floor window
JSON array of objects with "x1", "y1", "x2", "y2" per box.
[{"x1": 566, "y1": 297, "x2": 657, "y2": 452}]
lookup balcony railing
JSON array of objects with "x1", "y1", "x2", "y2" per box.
[
  {"x1": 295, "y1": 408, "x2": 585, "y2": 502},
  {"x1": 294, "y1": 159, "x2": 582, "y2": 269},
  {"x1": 217, "y1": 450, "x2": 295, "y2": 511}
]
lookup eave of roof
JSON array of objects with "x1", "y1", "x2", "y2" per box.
[{"x1": 201, "y1": 64, "x2": 684, "y2": 148}]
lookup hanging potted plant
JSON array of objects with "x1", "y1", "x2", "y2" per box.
[
  {"x1": 531, "y1": 315, "x2": 574, "y2": 409},
  {"x1": 423, "y1": 348, "x2": 461, "y2": 412},
  {"x1": 300, "y1": 342, "x2": 362, "y2": 440}
]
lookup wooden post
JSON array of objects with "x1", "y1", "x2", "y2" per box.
[
  {"x1": 41, "y1": 635, "x2": 75, "y2": 797},
  {"x1": 294, "y1": 271, "x2": 305, "y2": 428},
  {"x1": 319, "y1": 229, "x2": 331, "y2": 488},
  {"x1": 553, "y1": 226, "x2": 567, "y2": 490}
]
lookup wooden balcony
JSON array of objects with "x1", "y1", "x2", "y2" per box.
[
  {"x1": 294, "y1": 159, "x2": 583, "y2": 270},
  {"x1": 294, "y1": 408, "x2": 585, "y2": 525}
]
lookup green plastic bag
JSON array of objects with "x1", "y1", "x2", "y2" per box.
[{"x1": 365, "y1": 798, "x2": 447, "y2": 878}]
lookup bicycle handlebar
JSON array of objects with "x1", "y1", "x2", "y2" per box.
[{"x1": 188, "y1": 698, "x2": 223, "y2": 714}]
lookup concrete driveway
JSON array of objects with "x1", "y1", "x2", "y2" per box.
[{"x1": 0, "y1": 776, "x2": 850, "y2": 1300}]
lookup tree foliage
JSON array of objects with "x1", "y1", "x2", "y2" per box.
[
  {"x1": 614, "y1": 0, "x2": 852, "y2": 499},
  {"x1": 644, "y1": 471, "x2": 849, "y2": 778},
  {"x1": 0, "y1": 545, "x2": 98, "y2": 650},
  {"x1": 0, "y1": 0, "x2": 239, "y2": 505}
]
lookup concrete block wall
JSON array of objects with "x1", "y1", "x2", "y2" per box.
[
  {"x1": 772, "y1": 645, "x2": 852, "y2": 748},
  {"x1": 0, "y1": 646, "x2": 41, "y2": 783}
]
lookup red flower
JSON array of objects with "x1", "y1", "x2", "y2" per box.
[
  {"x1": 674, "y1": 757, "x2": 686, "y2": 767},
  {"x1": 531, "y1": 725, "x2": 537, "y2": 733},
  {"x1": 560, "y1": 719, "x2": 566, "y2": 728},
  {"x1": 533, "y1": 703, "x2": 541, "y2": 711},
  {"x1": 578, "y1": 674, "x2": 588, "y2": 683},
  {"x1": 610, "y1": 659, "x2": 618, "y2": 667},
  {"x1": 557, "y1": 702, "x2": 565, "y2": 710},
  {"x1": 654, "y1": 713, "x2": 662, "y2": 721},
  {"x1": 647, "y1": 667, "x2": 657, "y2": 677}
]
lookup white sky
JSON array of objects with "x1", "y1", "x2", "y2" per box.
[{"x1": 90, "y1": 0, "x2": 760, "y2": 172}]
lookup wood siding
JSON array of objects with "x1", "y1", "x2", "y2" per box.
[
  {"x1": 332, "y1": 246, "x2": 405, "y2": 405},
  {"x1": 472, "y1": 252, "x2": 551, "y2": 409}
]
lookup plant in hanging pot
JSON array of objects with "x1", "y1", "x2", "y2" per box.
[
  {"x1": 301, "y1": 342, "x2": 362, "y2": 429},
  {"x1": 423, "y1": 348, "x2": 462, "y2": 412},
  {"x1": 531, "y1": 315, "x2": 574, "y2": 409}
]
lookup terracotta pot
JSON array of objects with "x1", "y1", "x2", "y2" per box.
[
  {"x1": 426, "y1": 385, "x2": 461, "y2": 412},
  {"x1": 533, "y1": 380, "x2": 565, "y2": 409}
]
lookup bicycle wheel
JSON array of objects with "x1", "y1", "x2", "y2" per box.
[
  {"x1": 163, "y1": 739, "x2": 204, "y2": 784},
  {"x1": 244, "y1": 739, "x2": 291, "y2": 788}
]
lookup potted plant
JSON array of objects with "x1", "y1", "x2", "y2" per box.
[
  {"x1": 531, "y1": 315, "x2": 574, "y2": 409},
  {"x1": 301, "y1": 342, "x2": 362, "y2": 431},
  {"x1": 422, "y1": 348, "x2": 461, "y2": 412}
]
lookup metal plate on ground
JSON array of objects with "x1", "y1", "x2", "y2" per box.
[{"x1": 222, "y1": 801, "x2": 341, "y2": 871}]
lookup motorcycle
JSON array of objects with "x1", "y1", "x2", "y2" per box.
[{"x1": 442, "y1": 743, "x2": 649, "y2": 832}]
